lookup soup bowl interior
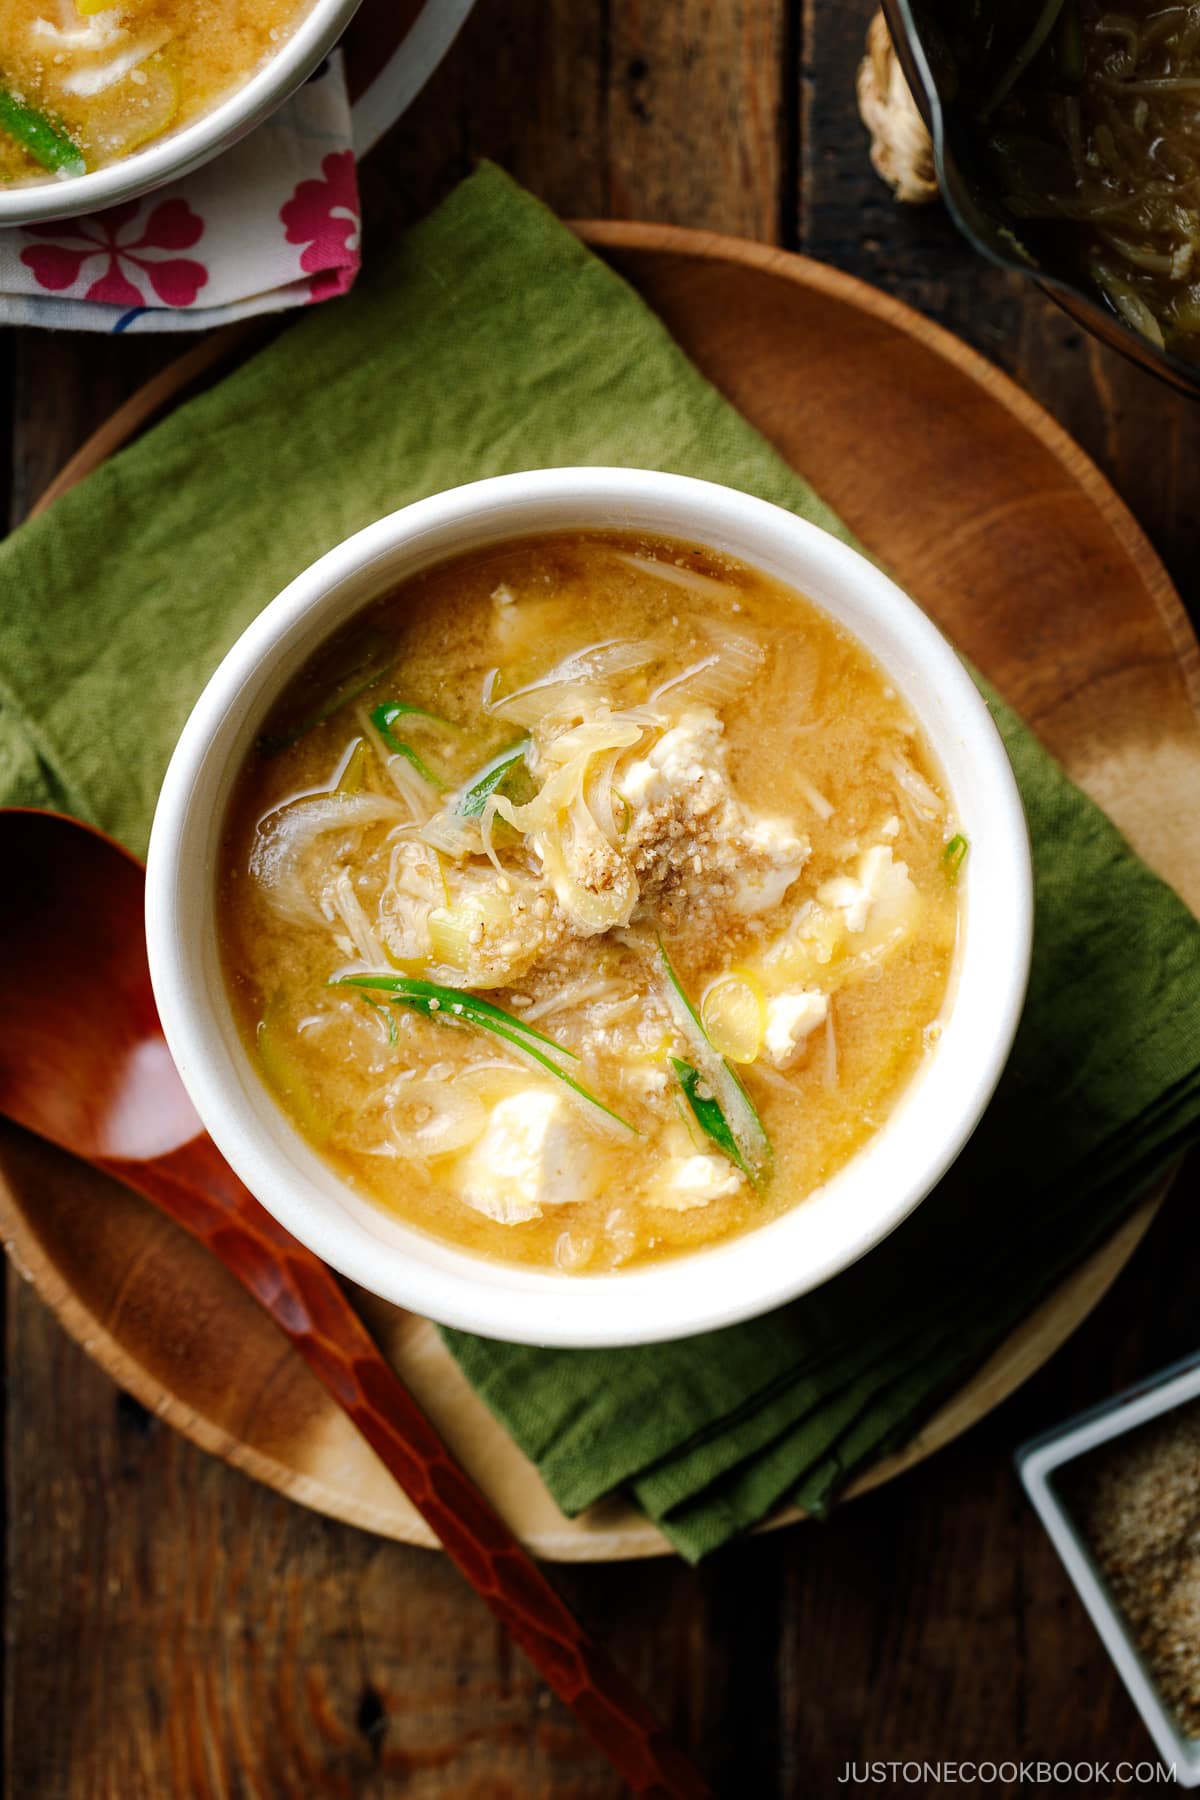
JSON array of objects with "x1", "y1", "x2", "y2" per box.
[
  {"x1": 0, "y1": 0, "x2": 364, "y2": 227},
  {"x1": 146, "y1": 469, "x2": 1032, "y2": 1348}
]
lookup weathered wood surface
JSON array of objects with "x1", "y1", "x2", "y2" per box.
[{"x1": 3, "y1": 1, "x2": 1199, "y2": 1793}]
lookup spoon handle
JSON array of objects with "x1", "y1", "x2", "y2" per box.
[{"x1": 101, "y1": 1139, "x2": 709, "y2": 1800}]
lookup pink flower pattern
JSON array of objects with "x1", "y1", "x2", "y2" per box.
[
  {"x1": 2, "y1": 58, "x2": 359, "y2": 327},
  {"x1": 21, "y1": 198, "x2": 209, "y2": 308},
  {"x1": 280, "y1": 149, "x2": 361, "y2": 302}
]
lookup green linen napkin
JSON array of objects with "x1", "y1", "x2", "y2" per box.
[{"x1": 2, "y1": 163, "x2": 1198, "y2": 1561}]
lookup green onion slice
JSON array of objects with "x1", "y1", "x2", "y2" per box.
[
  {"x1": 370, "y1": 702, "x2": 451, "y2": 789},
  {"x1": 943, "y1": 833, "x2": 969, "y2": 884},
  {"x1": 0, "y1": 87, "x2": 85, "y2": 176},
  {"x1": 657, "y1": 937, "x2": 772, "y2": 1183},
  {"x1": 671, "y1": 1057, "x2": 754, "y2": 1180},
  {"x1": 371, "y1": 699, "x2": 458, "y2": 733},
  {"x1": 455, "y1": 738, "x2": 530, "y2": 817},
  {"x1": 333, "y1": 973, "x2": 637, "y2": 1135},
  {"x1": 338, "y1": 973, "x2": 577, "y2": 1055}
]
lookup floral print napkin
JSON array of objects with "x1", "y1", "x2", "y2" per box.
[{"x1": 0, "y1": 55, "x2": 361, "y2": 333}]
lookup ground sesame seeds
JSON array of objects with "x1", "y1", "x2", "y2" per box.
[{"x1": 1060, "y1": 1398, "x2": 1200, "y2": 1738}]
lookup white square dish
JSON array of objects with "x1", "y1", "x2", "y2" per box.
[{"x1": 1018, "y1": 1351, "x2": 1200, "y2": 1784}]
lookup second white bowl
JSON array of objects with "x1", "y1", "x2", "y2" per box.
[{"x1": 0, "y1": 0, "x2": 363, "y2": 227}]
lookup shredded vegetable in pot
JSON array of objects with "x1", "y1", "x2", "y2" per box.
[{"x1": 967, "y1": 0, "x2": 1200, "y2": 360}]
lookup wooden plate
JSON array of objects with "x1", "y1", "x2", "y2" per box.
[{"x1": 3, "y1": 226, "x2": 1197, "y2": 1561}]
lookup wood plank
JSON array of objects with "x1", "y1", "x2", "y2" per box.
[
  {"x1": 359, "y1": 0, "x2": 611, "y2": 236},
  {"x1": 604, "y1": 1, "x2": 787, "y2": 240},
  {"x1": 5, "y1": 1289, "x2": 615, "y2": 1797},
  {"x1": 8, "y1": 336, "x2": 178, "y2": 527},
  {"x1": 4, "y1": 1221, "x2": 790, "y2": 1798},
  {"x1": 378, "y1": 0, "x2": 788, "y2": 238}
]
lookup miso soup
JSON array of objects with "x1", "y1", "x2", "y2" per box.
[
  {"x1": 219, "y1": 533, "x2": 963, "y2": 1274},
  {"x1": 0, "y1": 0, "x2": 313, "y2": 183}
]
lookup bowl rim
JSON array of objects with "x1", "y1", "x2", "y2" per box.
[
  {"x1": 145, "y1": 467, "x2": 1033, "y2": 1348},
  {"x1": 0, "y1": 0, "x2": 363, "y2": 227}
]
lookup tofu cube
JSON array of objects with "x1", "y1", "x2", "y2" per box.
[
  {"x1": 456, "y1": 1090, "x2": 599, "y2": 1225},
  {"x1": 817, "y1": 843, "x2": 917, "y2": 940},
  {"x1": 732, "y1": 814, "x2": 808, "y2": 914},
  {"x1": 621, "y1": 710, "x2": 725, "y2": 812},
  {"x1": 762, "y1": 989, "x2": 829, "y2": 1068},
  {"x1": 648, "y1": 1153, "x2": 742, "y2": 1211}
]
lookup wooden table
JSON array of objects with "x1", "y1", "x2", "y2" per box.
[{"x1": 4, "y1": 4, "x2": 1199, "y2": 1794}]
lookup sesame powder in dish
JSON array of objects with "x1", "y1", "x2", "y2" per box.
[{"x1": 1059, "y1": 1397, "x2": 1200, "y2": 1740}]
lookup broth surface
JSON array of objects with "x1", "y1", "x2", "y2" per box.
[
  {"x1": 220, "y1": 533, "x2": 962, "y2": 1273},
  {"x1": 1, "y1": 0, "x2": 312, "y2": 183}
]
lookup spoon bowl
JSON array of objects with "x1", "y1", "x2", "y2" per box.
[{"x1": 0, "y1": 810, "x2": 202, "y2": 1162}]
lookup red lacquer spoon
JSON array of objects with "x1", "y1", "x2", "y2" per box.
[{"x1": 0, "y1": 808, "x2": 710, "y2": 1800}]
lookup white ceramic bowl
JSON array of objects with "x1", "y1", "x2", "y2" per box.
[
  {"x1": 0, "y1": 0, "x2": 363, "y2": 227},
  {"x1": 146, "y1": 468, "x2": 1033, "y2": 1348}
]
